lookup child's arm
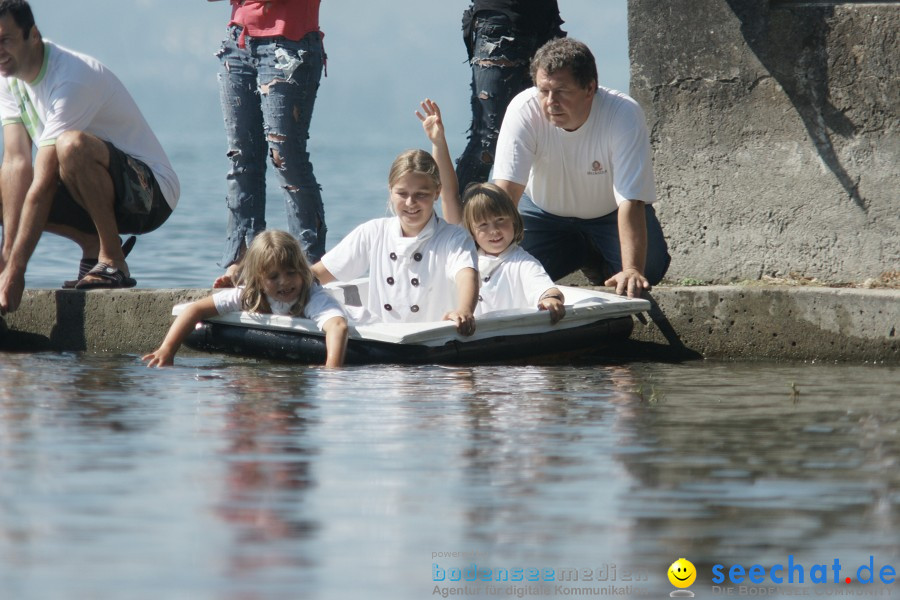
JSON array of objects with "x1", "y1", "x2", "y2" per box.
[
  {"x1": 321, "y1": 316, "x2": 349, "y2": 367},
  {"x1": 443, "y1": 267, "x2": 478, "y2": 336},
  {"x1": 416, "y1": 99, "x2": 462, "y2": 225},
  {"x1": 142, "y1": 297, "x2": 219, "y2": 367},
  {"x1": 538, "y1": 287, "x2": 566, "y2": 325}
]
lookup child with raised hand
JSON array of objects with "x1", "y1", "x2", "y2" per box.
[
  {"x1": 311, "y1": 149, "x2": 479, "y2": 336},
  {"x1": 416, "y1": 99, "x2": 461, "y2": 225},
  {"x1": 462, "y1": 183, "x2": 566, "y2": 324},
  {"x1": 144, "y1": 230, "x2": 348, "y2": 368}
]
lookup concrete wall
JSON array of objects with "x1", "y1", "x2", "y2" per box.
[
  {"x1": 628, "y1": 0, "x2": 898, "y2": 283},
  {"x1": 2, "y1": 287, "x2": 897, "y2": 363}
]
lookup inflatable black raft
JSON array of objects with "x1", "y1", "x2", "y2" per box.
[{"x1": 182, "y1": 282, "x2": 649, "y2": 365}]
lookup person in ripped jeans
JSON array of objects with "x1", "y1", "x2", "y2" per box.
[
  {"x1": 0, "y1": 0, "x2": 179, "y2": 313},
  {"x1": 456, "y1": 0, "x2": 565, "y2": 194},
  {"x1": 209, "y1": 0, "x2": 328, "y2": 287}
]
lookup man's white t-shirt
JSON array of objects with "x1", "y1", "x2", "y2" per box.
[
  {"x1": 493, "y1": 86, "x2": 656, "y2": 219},
  {"x1": 321, "y1": 215, "x2": 478, "y2": 325},
  {"x1": 0, "y1": 41, "x2": 180, "y2": 209}
]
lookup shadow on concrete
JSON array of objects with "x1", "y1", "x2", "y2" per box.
[
  {"x1": 630, "y1": 292, "x2": 703, "y2": 361},
  {"x1": 0, "y1": 291, "x2": 87, "y2": 352},
  {"x1": 582, "y1": 292, "x2": 704, "y2": 363},
  {"x1": 50, "y1": 290, "x2": 87, "y2": 351},
  {"x1": 0, "y1": 321, "x2": 51, "y2": 351},
  {"x1": 724, "y1": 0, "x2": 866, "y2": 210}
]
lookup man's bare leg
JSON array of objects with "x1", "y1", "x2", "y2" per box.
[
  {"x1": 45, "y1": 223, "x2": 100, "y2": 257},
  {"x1": 55, "y1": 131, "x2": 128, "y2": 282}
]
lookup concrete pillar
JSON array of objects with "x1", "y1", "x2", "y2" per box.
[{"x1": 628, "y1": 0, "x2": 898, "y2": 283}]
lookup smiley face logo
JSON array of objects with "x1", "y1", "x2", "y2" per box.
[{"x1": 668, "y1": 558, "x2": 697, "y2": 588}]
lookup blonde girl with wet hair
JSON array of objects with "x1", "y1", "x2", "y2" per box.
[
  {"x1": 312, "y1": 143, "x2": 478, "y2": 336},
  {"x1": 144, "y1": 230, "x2": 348, "y2": 368},
  {"x1": 463, "y1": 183, "x2": 566, "y2": 324}
]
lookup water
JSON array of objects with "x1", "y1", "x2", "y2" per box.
[{"x1": 1, "y1": 354, "x2": 898, "y2": 599}]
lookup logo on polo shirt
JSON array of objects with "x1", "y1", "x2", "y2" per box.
[{"x1": 589, "y1": 160, "x2": 607, "y2": 175}]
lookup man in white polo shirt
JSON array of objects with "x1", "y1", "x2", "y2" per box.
[
  {"x1": 0, "y1": 0, "x2": 179, "y2": 313},
  {"x1": 493, "y1": 37, "x2": 669, "y2": 298}
]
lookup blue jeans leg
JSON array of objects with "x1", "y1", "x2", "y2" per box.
[
  {"x1": 519, "y1": 195, "x2": 671, "y2": 284},
  {"x1": 217, "y1": 27, "x2": 268, "y2": 268},
  {"x1": 580, "y1": 204, "x2": 671, "y2": 285},
  {"x1": 257, "y1": 33, "x2": 327, "y2": 263},
  {"x1": 518, "y1": 194, "x2": 589, "y2": 281},
  {"x1": 456, "y1": 14, "x2": 539, "y2": 194},
  {"x1": 216, "y1": 28, "x2": 326, "y2": 267}
]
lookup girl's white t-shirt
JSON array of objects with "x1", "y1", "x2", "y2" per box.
[
  {"x1": 212, "y1": 283, "x2": 346, "y2": 330},
  {"x1": 475, "y1": 244, "x2": 556, "y2": 316}
]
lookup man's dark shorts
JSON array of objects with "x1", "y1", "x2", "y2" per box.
[{"x1": 47, "y1": 141, "x2": 172, "y2": 235}]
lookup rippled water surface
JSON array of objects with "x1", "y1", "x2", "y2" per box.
[{"x1": 1, "y1": 354, "x2": 898, "y2": 599}]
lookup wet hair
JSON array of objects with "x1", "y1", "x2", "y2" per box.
[
  {"x1": 237, "y1": 230, "x2": 314, "y2": 317},
  {"x1": 0, "y1": 0, "x2": 35, "y2": 40},
  {"x1": 462, "y1": 183, "x2": 525, "y2": 247},
  {"x1": 531, "y1": 37, "x2": 598, "y2": 90}
]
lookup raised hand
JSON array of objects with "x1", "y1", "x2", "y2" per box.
[
  {"x1": 416, "y1": 97, "x2": 462, "y2": 224},
  {"x1": 416, "y1": 98, "x2": 445, "y2": 145}
]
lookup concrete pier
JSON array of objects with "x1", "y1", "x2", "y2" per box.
[
  {"x1": 1, "y1": 285, "x2": 896, "y2": 363},
  {"x1": 629, "y1": 0, "x2": 899, "y2": 284}
]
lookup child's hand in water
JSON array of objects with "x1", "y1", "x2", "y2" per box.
[
  {"x1": 444, "y1": 309, "x2": 476, "y2": 336},
  {"x1": 142, "y1": 347, "x2": 175, "y2": 368},
  {"x1": 416, "y1": 98, "x2": 445, "y2": 144},
  {"x1": 538, "y1": 297, "x2": 566, "y2": 324}
]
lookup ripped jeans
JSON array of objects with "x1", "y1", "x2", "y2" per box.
[
  {"x1": 456, "y1": 12, "x2": 552, "y2": 193},
  {"x1": 216, "y1": 26, "x2": 326, "y2": 266}
]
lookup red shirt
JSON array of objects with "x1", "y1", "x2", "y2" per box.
[{"x1": 229, "y1": 0, "x2": 321, "y2": 43}]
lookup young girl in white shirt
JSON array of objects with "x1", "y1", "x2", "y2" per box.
[
  {"x1": 462, "y1": 183, "x2": 566, "y2": 324},
  {"x1": 144, "y1": 230, "x2": 348, "y2": 367},
  {"x1": 312, "y1": 146, "x2": 479, "y2": 336}
]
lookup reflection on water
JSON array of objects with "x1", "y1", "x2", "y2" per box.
[
  {"x1": 215, "y1": 366, "x2": 319, "y2": 582},
  {"x1": 0, "y1": 353, "x2": 898, "y2": 599}
]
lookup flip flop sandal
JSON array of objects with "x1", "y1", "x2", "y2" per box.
[
  {"x1": 61, "y1": 258, "x2": 101, "y2": 289},
  {"x1": 62, "y1": 236, "x2": 137, "y2": 288},
  {"x1": 74, "y1": 261, "x2": 137, "y2": 290}
]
